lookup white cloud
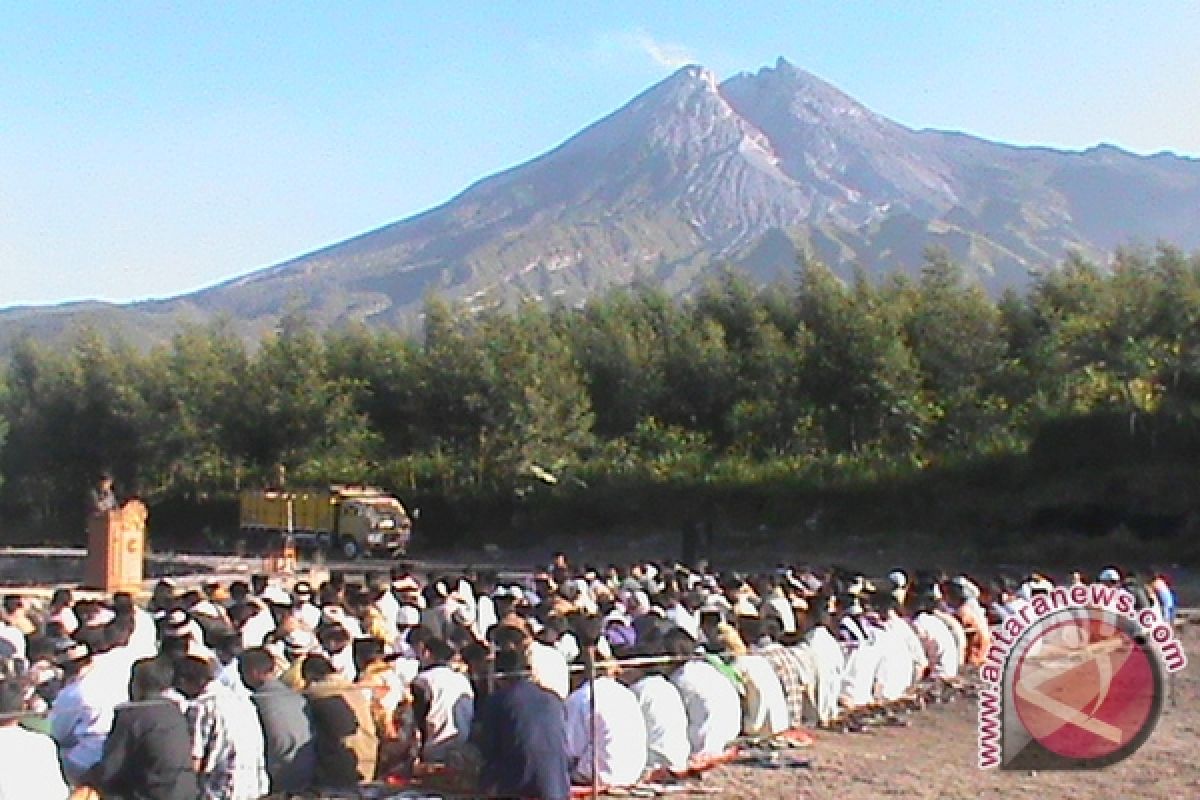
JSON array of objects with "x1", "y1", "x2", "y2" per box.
[
  {"x1": 622, "y1": 30, "x2": 697, "y2": 70},
  {"x1": 589, "y1": 29, "x2": 697, "y2": 72}
]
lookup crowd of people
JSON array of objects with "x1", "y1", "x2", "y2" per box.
[{"x1": 0, "y1": 555, "x2": 1180, "y2": 800}]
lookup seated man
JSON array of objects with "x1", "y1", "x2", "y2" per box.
[
  {"x1": 81, "y1": 658, "x2": 199, "y2": 800},
  {"x1": 911, "y1": 594, "x2": 961, "y2": 680},
  {"x1": 48, "y1": 641, "x2": 126, "y2": 784},
  {"x1": 564, "y1": 659, "x2": 648, "y2": 788},
  {"x1": 802, "y1": 607, "x2": 845, "y2": 726},
  {"x1": 0, "y1": 678, "x2": 69, "y2": 800},
  {"x1": 872, "y1": 592, "x2": 927, "y2": 703},
  {"x1": 620, "y1": 652, "x2": 691, "y2": 777},
  {"x1": 476, "y1": 646, "x2": 570, "y2": 800},
  {"x1": 746, "y1": 616, "x2": 815, "y2": 733},
  {"x1": 303, "y1": 653, "x2": 379, "y2": 787},
  {"x1": 175, "y1": 654, "x2": 269, "y2": 800},
  {"x1": 240, "y1": 646, "x2": 316, "y2": 796},
  {"x1": 411, "y1": 637, "x2": 474, "y2": 764},
  {"x1": 663, "y1": 629, "x2": 741, "y2": 759},
  {"x1": 730, "y1": 640, "x2": 791, "y2": 737}
]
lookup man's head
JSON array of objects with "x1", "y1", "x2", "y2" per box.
[
  {"x1": 494, "y1": 645, "x2": 531, "y2": 681},
  {"x1": 129, "y1": 658, "x2": 174, "y2": 703},
  {"x1": 229, "y1": 581, "x2": 250, "y2": 604},
  {"x1": 1, "y1": 595, "x2": 24, "y2": 616},
  {"x1": 490, "y1": 622, "x2": 531, "y2": 658},
  {"x1": 213, "y1": 631, "x2": 242, "y2": 664},
  {"x1": 419, "y1": 637, "x2": 455, "y2": 668},
  {"x1": 55, "y1": 641, "x2": 93, "y2": 677},
  {"x1": 0, "y1": 679, "x2": 24, "y2": 726},
  {"x1": 238, "y1": 647, "x2": 277, "y2": 690},
  {"x1": 111, "y1": 592, "x2": 134, "y2": 616},
  {"x1": 50, "y1": 587, "x2": 73, "y2": 609},
  {"x1": 301, "y1": 653, "x2": 335, "y2": 685},
  {"x1": 353, "y1": 637, "x2": 386, "y2": 674},
  {"x1": 172, "y1": 656, "x2": 213, "y2": 700},
  {"x1": 317, "y1": 624, "x2": 351, "y2": 655}
]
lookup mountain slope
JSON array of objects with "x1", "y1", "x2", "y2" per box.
[{"x1": 4, "y1": 58, "x2": 1200, "y2": 350}]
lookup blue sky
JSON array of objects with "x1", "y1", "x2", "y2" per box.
[{"x1": 2, "y1": 3, "x2": 1198, "y2": 308}]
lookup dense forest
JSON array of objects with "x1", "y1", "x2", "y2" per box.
[{"x1": 2, "y1": 247, "x2": 1200, "y2": 557}]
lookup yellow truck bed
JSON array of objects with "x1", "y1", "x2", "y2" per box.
[{"x1": 239, "y1": 489, "x2": 338, "y2": 534}]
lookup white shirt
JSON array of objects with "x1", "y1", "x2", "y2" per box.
[
  {"x1": 874, "y1": 616, "x2": 926, "y2": 702},
  {"x1": 531, "y1": 641, "x2": 570, "y2": 700},
  {"x1": 49, "y1": 665, "x2": 127, "y2": 781},
  {"x1": 669, "y1": 660, "x2": 741, "y2": 757},
  {"x1": 766, "y1": 592, "x2": 797, "y2": 635},
  {"x1": 934, "y1": 610, "x2": 969, "y2": 668},
  {"x1": 391, "y1": 654, "x2": 420, "y2": 686},
  {"x1": 804, "y1": 626, "x2": 845, "y2": 725},
  {"x1": 240, "y1": 608, "x2": 276, "y2": 649},
  {"x1": 631, "y1": 674, "x2": 691, "y2": 773},
  {"x1": 90, "y1": 646, "x2": 139, "y2": 703},
  {"x1": 0, "y1": 623, "x2": 25, "y2": 662},
  {"x1": 414, "y1": 665, "x2": 474, "y2": 761},
  {"x1": 328, "y1": 645, "x2": 358, "y2": 683},
  {"x1": 129, "y1": 607, "x2": 159, "y2": 660},
  {"x1": 475, "y1": 595, "x2": 498, "y2": 637},
  {"x1": 200, "y1": 681, "x2": 269, "y2": 800},
  {"x1": 50, "y1": 606, "x2": 79, "y2": 635},
  {"x1": 0, "y1": 725, "x2": 69, "y2": 800},
  {"x1": 737, "y1": 654, "x2": 790, "y2": 735},
  {"x1": 218, "y1": 657, "x2": 251, "y2": 697},
  {"x1": 665, "y1": 603, "x2": 700, "y2": 640},
  {"x1": 295, "y1": 602, "x2": 322, "y2": 632},
  {"x1": 456, "y1": 580, "x2": 478, "y2": 628},
  {"x1": 565, "y1": 677, "x2": 648, "y2": 788},
  {"x1": 839, "y1": 640, "x2": 885, "y2": 709},
  {"x1": 555, "y1": 632, "x2": 581, "y2": 665},
  {"x1": 913, "y1": 612, "x2": 959, "y2": 679},
  {"x1": 374, "y1": 591, "x2": 401, "y2": 638}
]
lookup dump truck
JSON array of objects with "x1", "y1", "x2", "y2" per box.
[{"x1": 238, "y1": 484, "x2": 413, "y2": 559}]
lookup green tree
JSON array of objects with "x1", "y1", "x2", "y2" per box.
[
  {"x1": 899, "y1": 249, "x2": 1014, "y2": 453},
  {"x1": 569, "y1": 286, "x2": 669, "y2": 438},
  {"x1": 797, "y1": 259, "x2": 926, "y2": 457}
]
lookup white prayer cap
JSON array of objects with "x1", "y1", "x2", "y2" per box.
[{"x1": 260, "y1": 586, "x2": 292, "y2": 606}]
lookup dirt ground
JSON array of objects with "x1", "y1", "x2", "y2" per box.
[{"x1": 695, "y1": 624, "x2": 1200, "y2": 800}]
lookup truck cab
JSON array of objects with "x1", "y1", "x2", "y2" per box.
[{"x1": 335, "y1": 489, "x2": 413, "y2": 557}]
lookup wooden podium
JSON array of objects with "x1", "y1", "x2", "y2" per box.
[{"x1": 84, "y1": 500, "x2": 148, "y2": 592}]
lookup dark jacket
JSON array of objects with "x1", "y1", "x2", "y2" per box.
[
  {"x1": 477, "y1": 678, "x2": 570, "y2": 800},
  {"x1": 306, "y1": 676, "x2": 379, "y2": 787},
  {"x1": 89, "y1": 697, "x2": 199, "y2": 800},
  {"x1": 250, "y1": 678, "x2": 317, "y2": 794}
]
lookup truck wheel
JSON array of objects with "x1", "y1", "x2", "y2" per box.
[{"x1": 338, "y1": 537, "x2": 361, "y2": 561}]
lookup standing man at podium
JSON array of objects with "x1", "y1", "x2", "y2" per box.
[{"x1": 88, "y1": 471, "x2": 118, "y2": 517}]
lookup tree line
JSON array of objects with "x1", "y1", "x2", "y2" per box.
[{"x1": 2, "y1": 246, "x2": 1199, "y2": 536}]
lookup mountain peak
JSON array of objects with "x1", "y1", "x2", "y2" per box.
[
  {"x1": 722, "y1": 58, "x2": 863, "y2": 118},
  {"x1": 653, "y1": 63, "x2": 720, "y2": 97},
  {"x1": 3, "y1": 59, "x2": 1199, "y2": 353}
]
